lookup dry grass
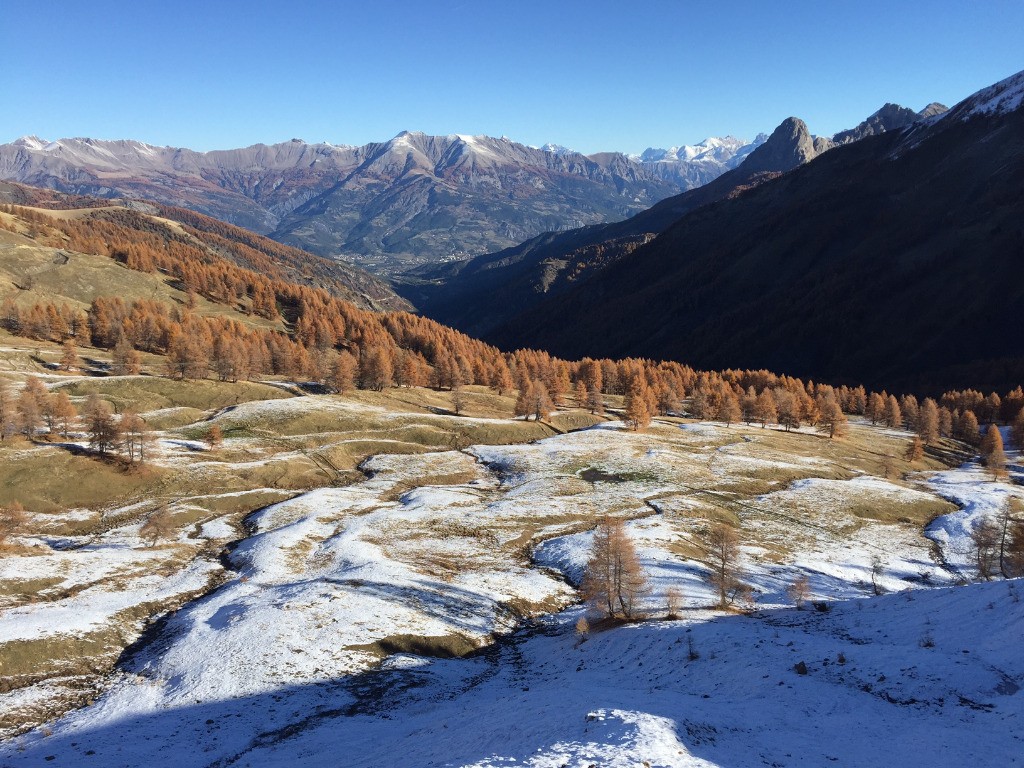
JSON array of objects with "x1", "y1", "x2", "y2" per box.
[
  {"x1": 0, "y1": 239, "x2": 284, "y2": 332},
  {"x1": 58, "y1": 377, "x2": 292, "y2": 414},
  {"x1": 0, "y1": 444, "x2": 158, "y2": 518}
]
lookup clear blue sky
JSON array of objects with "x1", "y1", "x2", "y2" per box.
[{"x1": 3, "y1": 0, "x2": 1021, "y2": 154}]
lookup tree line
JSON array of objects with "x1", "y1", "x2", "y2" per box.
[{"x1": 3, "y1": 203, "x2": 1024, "y2": 443}]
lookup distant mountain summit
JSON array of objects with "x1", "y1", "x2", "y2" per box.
[{"x1": 633, "y1": 134, "x2": 768, "y2": 187}]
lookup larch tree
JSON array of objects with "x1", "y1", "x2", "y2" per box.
[
  {"x1": 574, "y1": 379, "x2": 588, "y2": 409},
  {"x1": 883, "y1": 395, "x2": 902, "y2": 429},
  {"x1": 207, "y1": 424, "x2": 223, "y2": 450},
  {"x1": 330, "y1": 351, "x2": 357, "y2": 394},
  {"x1": 957, "y1": 410, "x2": 981, "y2": 446},
  {"x1": 85, "y1": 394, "x2": 121, "y2": 456},
  {"x1": 111, "y1": 336, "x2": 142, "y2": 376},
  {"x1": 581, "y1": 517, "x2": 648, "y2": 620},
  {"x1": 16, "y1": 389, "x2": 43, "y2": 439},
  {"x1": 753, "y1": 389, "x2": 777, "y2": 428},
  {"x1": 717, "y1": 390, "x2": 741, "y2": 427},
  {"x1": 705, "y1": 522, "x2": 743, "y2": 609},
  {"x1": 358, "y1": 346, "x2": 393, "y2": 391},
  {"x1": 918, "y1": 398, "x2": 940, "y2": 445},
  {"x1": 866, "y1": 392, "x2": 886, "y2": 425},
  {"x1": 527, "y1": 379, "x2": 554, "y2": 421},
  {"x1": 490, "y1": 359, "x2": 514, "y2": 396},
  {"x1": 817, "y1": 395, "x2": 848, "y2": 439},
  {"x1": 46, "y1": 391, "x2": 78, "y2": 438},
  {"x1": 624, "y1": 378, "x2": 653, "y2": 431},
  {"x1": 981, "y1": 424, "x2": 1008, "y2": 479},
  {"x1": 776, "y1": 390, "x2": 800, "y2": 432},
  {"x1": 60, "y1": 340, "x2": 79, "y2": 372},
  {"x1": 904, "y1": 435, "x2": 925, "y2": 462}
]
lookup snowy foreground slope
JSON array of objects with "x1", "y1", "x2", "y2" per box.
[
  {"x1": 4, "y1": 581, "x2": 1021, "y2": 767},
  {"x1": 1, "y1": 415, "x2": 1021, "y2": 766}
]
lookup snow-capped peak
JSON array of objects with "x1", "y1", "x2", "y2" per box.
[
  {"x1": 12, "y1": 135, "x2": 48, "y2": 151},
  {"x1": 540, "y1": 143, "x2": 575, "y2": 156}
]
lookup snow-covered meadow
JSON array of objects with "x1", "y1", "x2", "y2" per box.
[{"x1": 1, "y1": 398, "x2": 1020, "y2": 766}]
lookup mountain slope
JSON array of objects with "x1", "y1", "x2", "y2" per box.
[
  {"x1": 0, "y1": 134, "x2": 687, "y2": 273},
  {"x1": 402, "y1": 115, "x2": 839, "y2": 335},
  {"x1": 0, "y1": 181, "x2": 410, "y2": 312},
  {"x1": 404, "y1": 103, "x2": 947, "y2": 335},
  {"x1": 483, "y1": 72, "x2": 1024, "y2": 393}
]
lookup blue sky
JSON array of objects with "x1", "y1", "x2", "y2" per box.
[{"x1": 3, "y1": 0, "x2": 1021, "y2": 154}]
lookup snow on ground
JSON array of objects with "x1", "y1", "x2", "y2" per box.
[
  {"x1": 924, "y1": 455, "x2": 1024, "y2": 576},
  {"x1": 0, "y1": 558, "x2": 218, "y2": 643},
  {"x1": 2, "y1": 415, "x2": 1020, "y2": 764},
  {"x1": 5, "y1": 580, "x2": 1021, "y2": 767}
]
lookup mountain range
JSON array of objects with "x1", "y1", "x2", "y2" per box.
[
  {"x1": 0, "y1": 132, "x2": 759, "y2": 275},
  {"x1": 402, "y1": 101, "x2": 948, "y2": 339},
  {"x1": 444, "y1": 72, "x2": 1023, "y2": 393}
]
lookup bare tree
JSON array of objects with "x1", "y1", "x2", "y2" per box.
[
  {"x1": 998, "y1": 497, "x2": 1024, "y2": 578},
  {"x1": 84, "y1": 394, "x2": 121, "y2": 456},
  {"x1": 787, "y1": 574, "x2": 811, "y2": 609},
  {"x1": 870, "y1": 555, "x2": 885, "y2": 595},
  {"x1": 121, "y1": 411, "x2": 154, "y2": 463},
  {"x1": 581, "y1": 517, "x2": 648, "y2": 620},
  {"x1": 705, "y1": 522, "x2": 743, "y2": 609},
  {"x1": 972, "y1": 518, "x2": 1000, "y2": 580},
  {"x1": 0, "y1": 382, "x2": 13, "y2": 440},
  {"x1": 665, "y1": 586, "x2": 683, "y2": 619},
  {"x1": 139, "y1": 507, "x2": 176, "y2": 547},
  {"x1": 450, "y1": 382, "x2": 465, "y2": 416},
  {"x1": 574, "y1": 616, "x2": 590, "y2": 646}
]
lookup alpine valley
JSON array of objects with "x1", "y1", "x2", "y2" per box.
[{"x1": 1, "y1": 38, "x2": 1023, "y2": 768}]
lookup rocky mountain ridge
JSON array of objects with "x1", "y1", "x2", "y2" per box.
[
  {"x1": 474, "y1": 72, "x2": 1023, "y2": 392},
  {"x1": 404, "y1": 101, "x2": 943, "y2": 336}
]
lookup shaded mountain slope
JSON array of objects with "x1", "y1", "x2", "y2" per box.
[
  {"x1": 402, "y1": 116, "x2": 835, "y2": 334},
  {"x1": 483, "y1": 72, "x2": 1024, "y2": 393}
]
